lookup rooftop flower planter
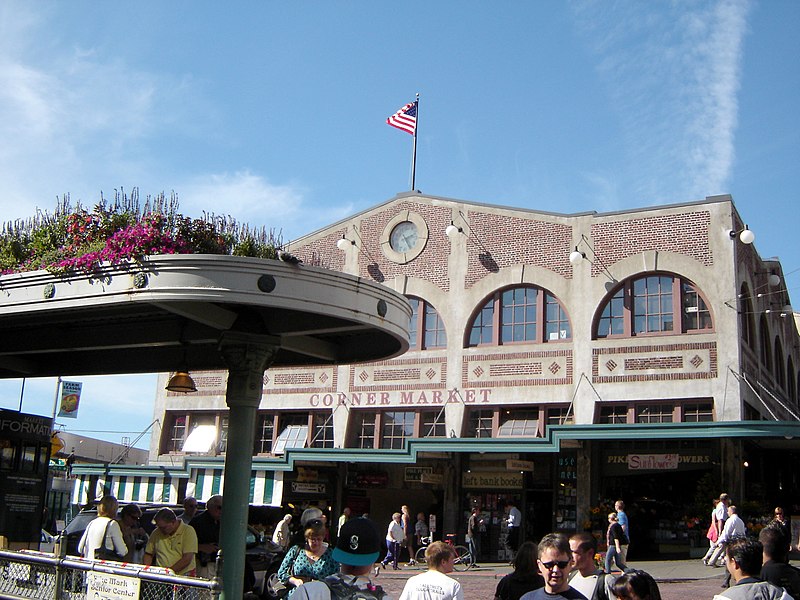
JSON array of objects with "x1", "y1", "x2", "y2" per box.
[{"x1": 0, "y1": 193, "x2": 411, "y2": 378}]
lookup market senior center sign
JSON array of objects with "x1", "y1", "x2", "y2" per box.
[{"x1": 87, "y1": 572, "x2": 140, "y2": 600}]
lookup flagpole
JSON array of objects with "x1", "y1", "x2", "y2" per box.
[
  {"x1": 51, "y1": 376, "x2": 62, "y2": 421},
  {"x1": 411, "y1": 93, "x2": 419, "y2": 191}
]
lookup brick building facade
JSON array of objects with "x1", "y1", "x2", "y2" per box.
[{"x1": 75, "y1": 192, "x2": 800, "y2": 560}]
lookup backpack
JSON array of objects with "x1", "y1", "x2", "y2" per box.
[{"x1": 324, "y1": 577, "x2": 387, "y2": 600}]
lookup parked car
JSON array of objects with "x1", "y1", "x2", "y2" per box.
[{"x1": 40, "y1": 530, "x2": 56, "y2": 553}]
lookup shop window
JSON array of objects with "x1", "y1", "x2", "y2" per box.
[
  {"x1": 352, "y1": 412, "x2": 376, "y2": 449},
  {"x1": 595, "y1": 274, "x2": 713, "y2": 338},
  {"x1": 739, "y1": 284, "x2": 755, "y2": 350},
  {"x1": 598, "y1": 405, "x2": 629, "y2": 424},
  {"x1": 467, "y1": 285, "x2": 571, "y2": 347},
  {"x1": 182, "y1": 425, "x2": 217, "y2": 453},
  {"x1": 273, "y1": 425, "x2": 308, "y2": 455},
  {"x1": 167, "y1": 415, "x2": 187, "y2": 452},
  {"x1": 498, "y1": 409, "x2": 539, "y2": 437},
  {"x1": 408, "y1": 297, "x2": 447, "y2": 350},
  {"x1": 466, "y1": 409, "x2": 494, "y2": 438},
  {"x1": 218, "y1": 417, "x2": 229, "y2": 454},
  {"x1": 774, "y1": 339, "x2": 785, "y2": 389},
  {"x1": 381, "y1": 411, "x2": 415, "y2": 449},
  {"x1": 545, "y1": 406, "x2": 574, "y2": 426},
  {"x1": 255, "y1": 413, "x2": 276, "y2": 454},
  {"x1": 0, "y1": 442, "x2": 15, "y2": 470},
  {"x1": 420, "y1": 410, "x2": 446, "y2": 437},
  {"x1": 311, "y1": 413, "x2": 335, "y2": 448},
  {"x1": 759, "y1": 315, "x2": 772, "y2": 371},
  {"x1": 636, "y1": 404, "x2": 674, "y2": 424},
  {"x1": 683, "y1": 402, "x2": 713, "y2": 422}
]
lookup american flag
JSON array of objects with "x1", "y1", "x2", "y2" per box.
[{"x1": 386, "y1": 101, "x2": 417, "y2": 135}]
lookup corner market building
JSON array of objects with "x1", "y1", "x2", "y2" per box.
[{"x1": 73, "y1": 192, "x2": 800, "y2": 561}]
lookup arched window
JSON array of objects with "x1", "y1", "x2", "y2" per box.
[
  {"x1": 466, "y1": 285, "x2": 571, "y2": 347},
  {"x1": 408, "y1": 297, "x2": 447, "y2": 350},
  {"x1": 774, "y1": 338, "x2": 785, "y2": 389},
  {"x1": 739, "y1": 284, "x2": 756, "y2": 349},
  {"x1": 787, "y1": 357, "x2": 796, "y2": 404},
  {"x1": 759, "y1": 315, "x2": 772, "y2": 371},
  {"x1": 595, "y1": 274, "x2": 712, "y2": 338}
]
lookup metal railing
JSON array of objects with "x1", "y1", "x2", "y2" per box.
[{"x1": 0, "y1": 547, "x2": 221, "y2": 600}]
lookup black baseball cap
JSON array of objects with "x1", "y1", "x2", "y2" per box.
[{"x1": 332, "y1": 518, "x2": 380, "y2": 566}]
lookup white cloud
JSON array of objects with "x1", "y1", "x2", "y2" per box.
[{"x1": 571, "y1": 0, "x2": 751, "y2": 202}]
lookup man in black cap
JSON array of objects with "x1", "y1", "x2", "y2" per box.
[{"x1": 292, "y1": 517, "x2": 388, "y2": 599}]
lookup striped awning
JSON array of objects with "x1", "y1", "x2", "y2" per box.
[{"x1": 72, "y1": 469, "x2": 282, "y2": 507}]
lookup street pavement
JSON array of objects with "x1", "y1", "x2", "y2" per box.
[{"x1": 370, "y1": 558, "x2": 732, "y2": 599}]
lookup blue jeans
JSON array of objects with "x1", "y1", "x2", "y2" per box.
[{"x1": 605, "y1": 544, "x2": 627, "y2": 573}]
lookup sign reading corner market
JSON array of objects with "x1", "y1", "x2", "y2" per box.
[
  {"x1": 603, "y1": 449, "x2": 715, "y2": 475},
  {"x1": 308, "y1": 388, "x2": 493, "y2": 407}
]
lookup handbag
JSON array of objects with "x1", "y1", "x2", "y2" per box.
[
  {"x1": 94, "y1": 519, "x2": 123, "y2": 561},
  {"x1": 706, "y1": 523, "x2": 718, "y2": 543}
]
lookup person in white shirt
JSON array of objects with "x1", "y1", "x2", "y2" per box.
[
  {"x1": 506, "y1": 501, "x2": 523, "y2": 554},
  {"x1": 399, "y1": 541, "x2": 463, "y2": 600},
  {"x1": 709, "y1": 505, "x2": 746, "y2": 567},
  {"x1": 380, "y1": 513, "x2": 405, "y2": 570},
  {"x1": 78, "y1": 495, "x2": 127, "y2": 560},
  {"x1": 568, "y1": 532, "x2": 616, "y2": 600},
  {"x1": 292, "y1": 517, "x2": 389, "y2": 600},
  {"x1": 273, "y1": 514, "x2": 293, "y2": 550}
]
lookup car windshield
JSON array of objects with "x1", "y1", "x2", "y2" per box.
[{"x1": 63, "y1": 512, "x2": 97, "y2": 534}]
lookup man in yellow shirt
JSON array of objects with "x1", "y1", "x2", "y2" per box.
[{"x1": 144, "y1": 508, "x2": 198, "y2": 576}]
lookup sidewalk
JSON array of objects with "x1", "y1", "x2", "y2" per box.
[
  {"x1": 376, "y1": 558, "x2": 725, "y2": 581},
  {"x1": 372, "y1": 558, "x2": 729, "y2": 599}
]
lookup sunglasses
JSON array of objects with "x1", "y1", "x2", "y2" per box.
[{"x1": 540, "y1": 560, "x2": 570, "y2": 570}]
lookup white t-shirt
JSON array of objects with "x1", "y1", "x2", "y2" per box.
[
  {"x1": 78, "y1": 516, "x2": 128, "y2": 559},
  {"x1": 569, "y1": 570, "x2": 616, "y2": 600},
  {"x1": 399, "y1": 569, "x2": 463, "y2": 600}
]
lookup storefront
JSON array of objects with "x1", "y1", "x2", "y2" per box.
[{"x1": 594, "y1": 440, "x2": 719, "y2": 559}]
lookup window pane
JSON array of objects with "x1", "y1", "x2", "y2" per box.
[
  {"x1": 408, "y1": 298, "x2": 419, "y2": 349},
  {"x1": 469, "y1": 300, "x2": 494, "y2": 346},
  {"x1": 311, "y1": 413, "x2": 334, "y2": 448},
  {"x1": 500, "y1": 287, "x2": 537, "y2": 343},
  {"x1": 420, "y1": 410, "x2": 446, "y2": 437},
  {"x1": 467, "y1": 410, "x2": 494, "y2": 438},
  {"x1": 498, "y1": 409, "x2": 539, "y2": 436}
]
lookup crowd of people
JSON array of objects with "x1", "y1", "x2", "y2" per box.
[
  {"x1": 77, "y1": 494, "x2": 222, "y2": 577},
  {"x1": 74, "y1": 493, "x2": 800, "y2": 600}
]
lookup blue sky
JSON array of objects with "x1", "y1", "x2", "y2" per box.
[{"x1": 0, "y1": 0, "x2": 797, "y2": 450}]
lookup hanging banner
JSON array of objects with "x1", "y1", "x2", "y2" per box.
[{"x1": 58, "y1": 381, "x2": 82, "y2": 419}]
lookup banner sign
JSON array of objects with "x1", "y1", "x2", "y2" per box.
[
  {"x1": 58, "y1": 381, "x2": 82, "y2": 419},
  {"x1": 462, "y1": 471, "x2": 523, "y2": 489},
  {"x1": 405, "y1": 466, "x2": 433, "y2": 482}
]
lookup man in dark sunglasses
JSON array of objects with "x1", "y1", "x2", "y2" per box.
[{"x1": 520, "y1": 533, "x2": 587, "y2": 600}]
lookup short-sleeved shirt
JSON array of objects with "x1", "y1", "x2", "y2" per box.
[
  {"x1": 145, "y1": 521, "x2": 198, "y2": 575},
  {"x1": 520, "y1": 587, "x2": 587, "y2": 600},
  {"x1": 399, "y1": 569, "x2": 463, "y2": 600}
]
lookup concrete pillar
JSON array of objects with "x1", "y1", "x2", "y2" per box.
[{"x1": 218, "y1": 332, "x2": 279, "y2": 600}]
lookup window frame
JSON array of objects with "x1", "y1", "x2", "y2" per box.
[
  {"x1": 408, "y1": 297, "x2": 447, "y2": 350},
  {"x1": 466, "y1": 285, "x2": 572, "y2": 347},
  {"x1": 594, "y1": 273, "x2": 714, "y2": 339}
]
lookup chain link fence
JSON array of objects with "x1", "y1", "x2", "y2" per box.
[{"x1": 0, "y1": 549, "x2": 220, "y2": 600}]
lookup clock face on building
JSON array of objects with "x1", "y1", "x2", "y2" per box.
[{"x1": 389, "y1": 221, "x2": 419, "y2": 253}]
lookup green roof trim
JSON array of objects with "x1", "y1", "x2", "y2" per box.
[{"x1": 72, "y1": 420, "x2": 800, "y2": 478}]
